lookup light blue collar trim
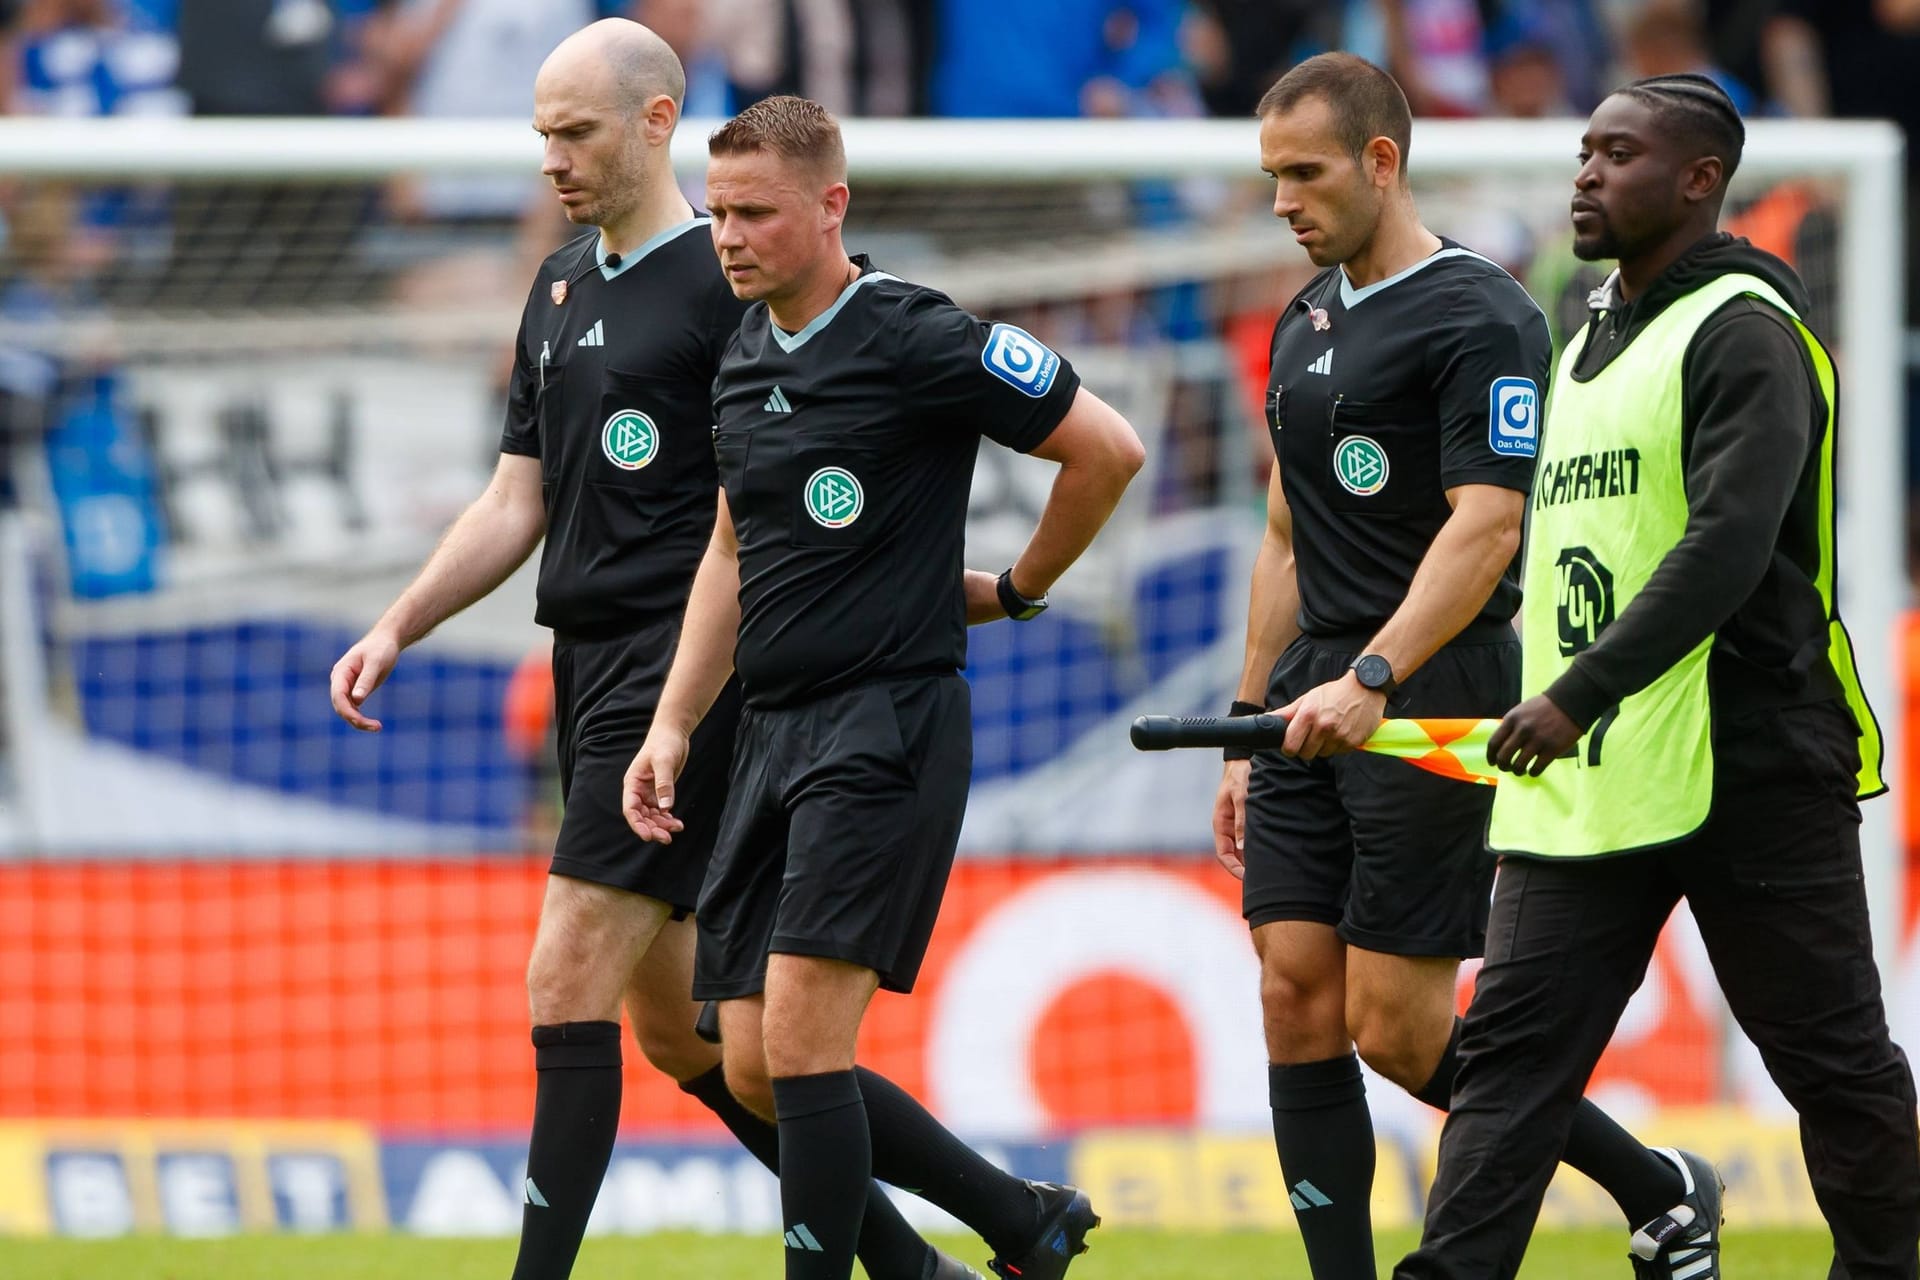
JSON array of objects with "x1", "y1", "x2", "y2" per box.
[
  {"x1": 1339, "y1": 245, "x2": 1489, "y2": 307},
  {"x1": 770, "y1": 271, "x2": 899, "y2": 353},
  {"x1": 598, "y1": 217, "x2": 710, "y2": 281}
]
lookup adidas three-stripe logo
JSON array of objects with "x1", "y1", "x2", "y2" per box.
[
  {"x1": 1288, "y1": 1179, "x2": 1333, "y2": 1211},
  {"x1": 1306, "y1": 349, "x2": 1334, "y2": 376},
  {"x1": 523, "y1": 1177, "x2": 548, "y2": 1208},
  {"x1": 1665, "y1": 1238, "x2": 1717, "y2": 1280},
  {"x1": 764, "y1": 385, "x2": 793, "y2": 413},
  {"x1": 576, "y1": 319, "x2": 605, "y2": 347},
  {"x1": 784, "y1": 1223, "x2": 824, "y2": 1251}
]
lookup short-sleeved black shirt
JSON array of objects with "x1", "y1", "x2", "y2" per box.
[
  {"x1": 713, "y1": 256, "x2": 1079, "y2": 709},
  {"x1": 501, "y1": 220, "x2": 749, "y2": 637},
  {"x1": 1265, "y1": 240, "x2": 1548, "y2": 639}
]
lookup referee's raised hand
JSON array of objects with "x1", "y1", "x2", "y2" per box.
[
  {"x1": 623, "y1": 727, "x2": 689, "y2": 843},
  {"x1": 330, "y1": 628, "x2": 401, "y2": 733}
]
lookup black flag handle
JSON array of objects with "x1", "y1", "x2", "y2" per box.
[{"x1": 1129, "y1": 713, "x2": 1291, "y2": 751}]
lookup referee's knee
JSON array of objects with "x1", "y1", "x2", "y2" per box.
[
  {"x1": 633, "y1": 1011, "x2": 721, "y2": 1082},
  {"x1": 723, "y1": 1047, "x2": 776, "y2": 1122},
  {"x1": 1259, "y1": 964, "x2": 1347, "y2": 1059},
  {"x1": 1349, "y1": 1006, "x2": 1442, "y2": 1090},
  {"x1": 526, "y1": 948, "x2": 617, "y2": 1025}
]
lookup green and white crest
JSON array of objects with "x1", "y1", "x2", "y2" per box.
[
  {"x1": 804, "y1": 466, "x2": 864, "y2": 528},
  {"x1": 602, "y1": 409, "x2": 660, "y2": 471},
  {"x1": 1332, "y1": 435, "x2": 1388, "y2": 497}
]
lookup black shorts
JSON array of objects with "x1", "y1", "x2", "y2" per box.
[
  {"x1": 550, "y1": 618, "x2": 742, "y2": 916},
  {"x1": 693, "y1": 674, "x2": 971, "y2": 1001},
  {"x1": 1241, "y1": 634, "x2": 1518, "y2": 958}
]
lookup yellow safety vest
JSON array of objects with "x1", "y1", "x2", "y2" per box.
[{"x1": 1489, "y1": 272, "x2": 1884, "y2": 858}]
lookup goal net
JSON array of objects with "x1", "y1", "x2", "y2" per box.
[{"x1": 0, "y1": 115, "x2": 1906, "y2": 1238}]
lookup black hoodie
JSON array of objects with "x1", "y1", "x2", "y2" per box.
[{"x1": 1543, "y1": 233, "x2": 1848, "y2": 730}]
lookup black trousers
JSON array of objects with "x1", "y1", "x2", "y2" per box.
[{"x1": 1396, "y1": 701, "x2": 1920, "y2": 1280}]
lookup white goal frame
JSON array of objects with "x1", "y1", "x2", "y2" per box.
[{"x1": 0, "y1": 114, "x2": 1906, "y2": 966}]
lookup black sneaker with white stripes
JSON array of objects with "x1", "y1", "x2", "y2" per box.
[
  {"x1": 987, "y1": 1181, "x2": 1100, "y2": 1280},
  {"x1": 1628, "y1": 1147, "x2": 1724, "y2": 1280}
]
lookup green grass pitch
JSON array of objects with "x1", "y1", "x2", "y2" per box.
[{"x1": 6, "y1": 1228, "x2": 1842, "y2": 1279}]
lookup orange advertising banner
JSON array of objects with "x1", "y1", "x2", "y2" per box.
[{"x1": 0, "y1": 856, "x2": 1881, "y2": 1134}]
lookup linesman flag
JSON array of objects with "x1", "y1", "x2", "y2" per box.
[
  {"x1": 1129, "y1": 713, "x2": 1504, "y2": 784},
  {"x1": 1363, "y1": 718, "x2": 1502, "y2": 785}
]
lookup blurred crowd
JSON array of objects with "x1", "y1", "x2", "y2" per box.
[
  {"x1": 0, "y1": 0, "x2": 1916, "y2": 528},
  {"x1": 0, "y1": 0, "x2": 1911, "y2": 130}
]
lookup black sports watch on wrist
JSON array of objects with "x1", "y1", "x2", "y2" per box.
[
  {"x1": 996, "y1": 568, "x2": 1049, "y2": 621},
  {"x1": 1350, "y1": 653, "x2": 1398, "y2": 696}
]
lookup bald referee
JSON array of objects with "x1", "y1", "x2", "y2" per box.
[
  {"x1": 625, "y1": 96, "x2": 1143, "y2": 1280},
  {"x1": 1216, "y1": 54, "x2": 1706, "y2": 1279},
  {"x1": 1394, "y1": 76, "x2": 1920, "y2": 1280},
  {"x1": 330, "y1": 24, "x2": 961, "y2": 1280}
]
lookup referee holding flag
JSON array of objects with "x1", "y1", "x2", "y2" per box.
[{"x1": 1395, "y1": 76, "x2": 1920, "y2": 1280}]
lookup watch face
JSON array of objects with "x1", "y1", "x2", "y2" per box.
[{"x1": 1355, "y1": 655, "x2": 1392, "y2": 689}]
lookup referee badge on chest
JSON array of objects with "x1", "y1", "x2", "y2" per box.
[{"x1": 551, "y1": 280, "x2": 568, "y2": 306}]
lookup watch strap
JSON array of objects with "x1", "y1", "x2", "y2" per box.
[{"x1": 996, "y1": 567, "x2": 1048, "y2": 621}]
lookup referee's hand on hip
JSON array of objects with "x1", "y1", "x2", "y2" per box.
[{"x1": 624, "y1": 728, "x2": 689, "y2": 843}]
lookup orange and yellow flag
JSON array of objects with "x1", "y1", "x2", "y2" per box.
[{"x1": 1364, "y1": 718, "x2": 1505, "y2": 785}]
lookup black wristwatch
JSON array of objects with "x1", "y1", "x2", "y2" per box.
[
  {"x1": 1350, "y1": 653, "x2": 1398, "y2": 696},
  {"x1": 996, "y1": 568, "x2": 1049, "y2": 621}
]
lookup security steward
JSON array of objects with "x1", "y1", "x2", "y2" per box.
[{"x1": 1393, "y1": 74, "x2": 1920, "y2": 1280}]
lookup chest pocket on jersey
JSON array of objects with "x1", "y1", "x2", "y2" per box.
[
  {"x1": 788, "y1": 444, "x2": 878, "y2": 549},
  {"x1": 590, "y1": 368, "x2": 682, "y2": 497},
  {"x1": 1324, "y1": 395, "x2": 1444, "y2": 516}
]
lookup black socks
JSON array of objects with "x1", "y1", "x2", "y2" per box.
[
  {"x1": 1270, "y1": 1055, "x2": 1379, "y2": 1280},
  {"x1": 1415, "y1": 1016, "x2": 1686, "y2": 1226},
  {"x1": 510, "y1": 1021, "x2": 623, "y2": 1280},
  {"x1": 857, "y1": 1066, "x2": 1040, "y2": 1259},
  {"x1": 679, "y1": 1065, "x2": 935, "y2": 1280},
  {"x1": 680, "y1": 1063, "x2": 780, "y2": 1165},
  {"x1": 773, "y1": 1071, "x2": 870, "y2": 1280}
]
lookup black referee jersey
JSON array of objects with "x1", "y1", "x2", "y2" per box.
[
  {"x1": 712, "y1": 255, "x2": 1080, "y2": 709},
  {"x1": 1266, "y1": 239, "x2": 1549, "y2": 638},
  {"x1": 501, "y1": 219, "x2": 749, "y2": 636}
]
